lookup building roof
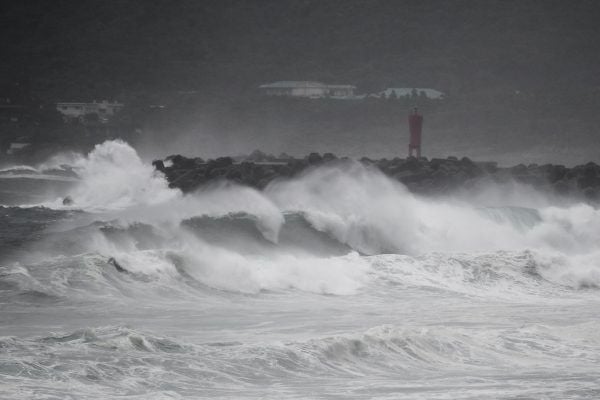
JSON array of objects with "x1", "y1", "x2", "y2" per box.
[
  {"x1": 56, "y1": 101, "x2": 124, "y2": 106},
  {"x1": 381, "y1": 88, "x2": 445, "y2": 99},
  {"x1": 327, "y1": 84, "x2": 357, "y2": 89},
  {"x1": 259, "y1": 81, "x2": 327, "y2": 89}
]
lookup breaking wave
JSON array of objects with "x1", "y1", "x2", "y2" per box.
[
  {"x1": 4, "y1": 140, "x2": 600, "y2": 399},
  {"x1": 1, "y1": 140, "x2": 597, "y2": 299}
]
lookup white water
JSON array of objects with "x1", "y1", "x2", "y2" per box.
[{"x1": 1, "y1": 140, "x2": 600, "y2": 399}]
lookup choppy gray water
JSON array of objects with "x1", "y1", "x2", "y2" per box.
[{"x1": 1, "y1": 141, "x2": 600, "y2": 399}]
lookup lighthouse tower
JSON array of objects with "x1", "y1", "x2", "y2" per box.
[{"x1": 408, "y1": 107, "x2": 423, "y2": 158}]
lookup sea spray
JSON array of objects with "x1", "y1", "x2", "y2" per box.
[
  {"x1": 21, "y1": 140, "x2": 600, "y2": 293},
  {"x1": 68, "y1": 140, "x2": 178, "y2": 210},
  {"x1": 3, "y1": 140, "x2": 600, "y2": 399}
]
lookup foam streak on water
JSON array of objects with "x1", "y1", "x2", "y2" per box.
[{"x1": 1, "y1": 140, "x2": 600, "y2": 399}]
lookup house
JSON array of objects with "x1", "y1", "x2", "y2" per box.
[
  {"x1": 259, "y1": 81, "x2": 356, "y2": 98},
  {"x1": 327, "y1": 84, "x2": 356, "y2": 98},
  {"x1": 259, "y1": 81, "x2": 329, "y2": 98},
  {"x1": 56, "y1": 100, "x2": 124, "y2": 122},
  {"x1": 6, "y1": 142, "x2": 30, "y2": 155},
  {"x1": 379, "y1": 88, "x2": 445, "y2": 100},
  {"x1": 0, "y1": 103, "x2": 25, "y2": 123}
]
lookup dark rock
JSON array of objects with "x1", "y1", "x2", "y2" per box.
[
  {"x1": 583, "y1": 162, "x2": 600, "y2": 179},
  {"x1": 108, "y1": 257, "x2": 128, "y2": 274},
  {"x1": 583, "y1": 187, "x2": 600, "y2": 201},
  {"x1": 391, "y1": 157, "x2": 404, "y2": 165},
  {"x1": 277, "y1": 165, "x2": 293, "y2": 177},
  {"x1": 396, "y1": 170, "x2": 432, "y2": 185},
  {"x1": 307, "y1": 152, "x2": 323, "y2": 165},
  {"x1": 208, "y1": 167, "x2": 229, "y2": 179},
  {"x1": 226, "y1": 168, "x2": 242, "y2": 180},
  {"x1": 257, "y1": 177, "x2": 273, "y2": 189},
  {"x1": 548, "y1": 165, "x2": 567, "y2": 182},
  {"x1": 475, "y1": 161, "x2": 498, "y2": 173},
  {"x1": 552, "y1": 180, "x2": 570, "y2": 195},
  {"x1": 429, "y1": 158, "x2": 446, "y2": 170},
  {"x1": 401, "y1": 157, "x2": 420, "y2": 172},
  {"x1": 167, "y1": 154, "x2": 197, "y2": 169},
  {"x1": 154, "y1": 152, "x2": 600, "y2": 204},
  {"x1": 517, "y1": 174, "x2": 548, "y2": 188},
  {"x1": 565, "y1": 169, "x2": 577, "y2": 180},
  {"x1": 511, "y1": 164, "x2": 528, "y2": 175},
  {"x1": 209, "y1": 157, "x2": 233, "y2": 169},
  {"x1": 376, "y1": 158, "x2": 391, "y2": 170},
  {"x1": 323, "y1": 152, "x2": 337, "y2": 162},
  {"x1": 577, "y1": 175, "x2": 600, "y2": 190},
  {"x1": 289, "y1": 159, "x2": 308, "y2": 174},
  {"x1": 460, "y1": 156, "x2": 474, "y2": 167},
  {"x1": 152, "y1": 160, "x2": 165, "y2": 172}
]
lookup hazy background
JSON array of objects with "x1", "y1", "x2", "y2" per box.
[{"x1": 2, "y1": 0, "x2": 600, "y2": 165}]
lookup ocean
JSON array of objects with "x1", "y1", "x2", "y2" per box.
[{"x1": 1, "y1": 140, "x2": 599, "y2": 399}]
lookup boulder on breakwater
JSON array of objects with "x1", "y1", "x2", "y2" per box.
[{"x1": 153, "y1": 152, "x2": 600, "y2": 202}]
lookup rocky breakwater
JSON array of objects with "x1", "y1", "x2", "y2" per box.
[{"x1": 153, "y1": 152, "x2": 600, "y2": 202}]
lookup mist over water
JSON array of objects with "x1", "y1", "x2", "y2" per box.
[{"x1": 2, "y1": 140, "x2": 600, "y2": 399}]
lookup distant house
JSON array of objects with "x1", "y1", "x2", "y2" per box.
[
  {"x1": 56, "y1": 100, "x2": 124, "y2": 122},
  {"x1": 379, "y1": 88, "x2": 445, "y2": 100},
  {"x1": 327, "y1": 84, "x2": 356, "y2": 98},
  {"x1": 0, "y1": 103, "x2": 25, "y2": 123},
  {"x1": 259, "y1": 81, "x2": 356, "y2": 98},
  {"x1": 6, "y1": 142, "x2": 30, "y2": 155}
]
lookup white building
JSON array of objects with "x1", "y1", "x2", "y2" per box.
[
  {"x1": 327, "y1": 84, "x2": 356, "y2": 98},
  {"x1": 259, "y1": 81, "x2": 356, "y2": 98},
  {"x1": 6, "y1": 142, "x2": 30, "y2": 155},
  {"x1": 379, "y1": 88, "x2": 445, "y2": 99},
  {"x1": 56, "y1": 100, "x2": 124, "y2": 122}
]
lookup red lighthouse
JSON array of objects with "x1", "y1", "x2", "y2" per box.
[{"x1": 408, "y1": 107, "x2": 423, "y2": 158}]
